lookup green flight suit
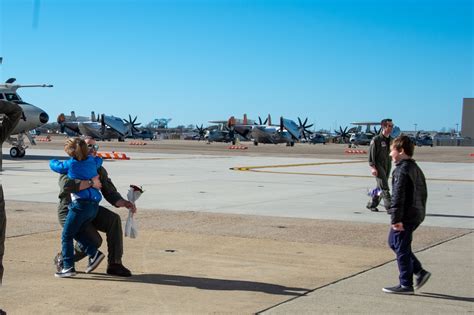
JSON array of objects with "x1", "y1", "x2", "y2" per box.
[
  {"x1": 58, "y1": 166, "x2": 125, "y2": 265},
  {"x1": 0, "y1": 100, "x2": 23, "y2": 284},
  {"x1": 368, "y1": 133, "x2": 392, "y2": 210}
]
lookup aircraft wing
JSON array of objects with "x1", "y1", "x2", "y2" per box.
[
  {"x1": 350, "y1": 121, "x2": 381, "y2": 126},
  {"x1": 281, "y1": 117, "x2": 300, "y2": 140},
  {"x1": 102, "y1": 115, "x2": 128, "y2": 136}
]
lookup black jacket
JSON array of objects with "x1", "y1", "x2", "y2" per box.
[{"x1": 388, "y1": 159, "x2": 427, "y2": 226}]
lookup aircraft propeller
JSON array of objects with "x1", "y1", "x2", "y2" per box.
[
  {"x1": 100, "y1": 114, "x2": 106, "y2": 135},
  {"x1": 335, "y1": 126, "x2": 350, "y2": 143},
  {"x1": 222, "y1": 124, "x2": 236, "y2": 142},
  {"x1": 195, "y1": 124, "x2": 207, "y2": 140},
  {"x1": 297, "y1": 117, "x2": 313, "y2": 140},
  {"x1": 124, "y1": 114, "x2": 141, "y2": 134},
  {"x1": 257, "y1": 116, "x2": 268, "y2": 125}
]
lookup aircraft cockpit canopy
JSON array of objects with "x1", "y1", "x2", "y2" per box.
[{"x1": 0, "y1": 92, "x2": 22, "y2": 102}]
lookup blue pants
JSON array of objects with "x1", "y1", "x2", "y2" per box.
[
  {"x1": 388, "y1": 224, "x2": 423, "y2": 287},
  {"x1": 62, "y1": 200, "x2": 99, "y2": 269}
]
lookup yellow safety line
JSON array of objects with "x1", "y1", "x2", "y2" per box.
[
  {"x1": 230, "y1": 161, "x2": 474, "y2": 183},
  {"x1": 230, "y1": 160, "x2": 364, "y2": 171}
]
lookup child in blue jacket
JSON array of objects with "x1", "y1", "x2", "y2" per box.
[{"x1": 50, "y1": 137, "x2": 105, "y2": 277}]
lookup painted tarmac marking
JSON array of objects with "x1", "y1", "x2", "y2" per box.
[
  {"x1": 230, "y1": 161, "x2": 474, "y2": 183},
  {"x1": 132, "y1": 156, "x2": 231, "y2": 161}
]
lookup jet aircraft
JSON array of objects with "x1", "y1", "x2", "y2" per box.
[{"x1": 0, "y1": 78, "x2": 52, "y2": 157}]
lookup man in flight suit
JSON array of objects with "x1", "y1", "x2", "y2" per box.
[{"x1": 367, "y1": 118, "x2": 394, "y2": 212}]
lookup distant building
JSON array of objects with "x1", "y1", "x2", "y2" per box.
[{"x1": 461, "y1": 98, "x2": 473, "y2": 139}]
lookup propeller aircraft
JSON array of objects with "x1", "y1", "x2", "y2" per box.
[
  {"x1": 204, "y1": 114, "x2": 255, "y2": 144},
  {"x1": 251, "y1": 116, "x2": 313, "y2": 146},
  {"x1": 347, "y1": 121, "x2": 400, "y2": 147},
  {"x1": 58, "y1": 113, "x2": 141, "y2": 141}
]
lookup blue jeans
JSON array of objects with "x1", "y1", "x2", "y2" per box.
[
  {"x1": 388, "y1": 224, "x2": 423, "y2": 287},
  {"x1": 62, "y1": 200, "x2": 99, "y2": 269}
]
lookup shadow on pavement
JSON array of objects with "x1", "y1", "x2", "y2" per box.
[
  {"x1": 80, "y1": 273, "x2": 310, "y2": 296},
  {"x1": 425, "y1": 213, "x2": 474, "y2": 219},
  {"x1": 4, "y1": 154, "x2": 67, "y2": 161},
  {"x1": 418, "y1": 292, "x2": 474, "y2": 303}
]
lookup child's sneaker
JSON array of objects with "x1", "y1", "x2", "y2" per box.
[
  {"x1": 85, "y1": 251, "x2": 105, "y2": 273},
  {"x1": 382, "y1": 284, "x2": 414, "y2": 295},
  {"x1": 415, "y1": 270, "x2": 431, "y2": 290},
  {"x1": 55, "y1": 267, "x2": 76, "y2": 278}
]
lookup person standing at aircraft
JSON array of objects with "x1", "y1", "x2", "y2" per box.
[
  {"x1": 382, "y1": 135, "x2": 430, "y2": 294},
  {"x1": 367, "y1": 118, "x2": 394, "y2": 212},
  {"x1": 54, "y1": 136, "x2": 136, "y2": 277},
  {"x1": 0, "y1": 100, "x2": 23, "y2": 284},
  {"x1": 50, "y1": 138, "x2": 106, "y2": 278}
]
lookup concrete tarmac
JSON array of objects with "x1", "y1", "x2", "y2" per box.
[{"x1": 0, "y1": 144, "x2": 472, "y2": 314}]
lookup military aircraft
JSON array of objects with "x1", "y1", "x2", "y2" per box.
[
  {"x1": 251, "y1": 116, "x2": 313, "y2": 146},
  {"x1": 205, "y1": 114, "x2": 256, "y2": 144},
  {"x1": 413, "y1": 131, "x2": 433, "y2": 147},
  {"x1": 348, "y1": 121, "x2": 400, "y2": 147},
  {"x1": 308, "y1": 133, "x2": 327, "y2": 144},
  {"x1": 334, "y1": 126, "x2": 358, "y2": 144},
  {"x1": 57, "y1": 113, "x2": 141, "y2": 141},
  {"x1": 56, "y1": 111, "x2": 97, "y2": 136},
  {"x1": 345, "y1": 122, "x2": 380, "y2": 147},
  {"x1": 0, "y1": 78, "x2": 52, "y2": 157}
]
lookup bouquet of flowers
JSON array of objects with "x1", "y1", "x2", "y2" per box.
[
  {"x1": 125, "y1": 185, "x2": 144, "y2": 238},
  {"x1": 367, "y1": 187, "x2": 382, "y2": 198}
]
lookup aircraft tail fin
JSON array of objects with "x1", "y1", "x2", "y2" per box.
[{"x1": 227, "y1": 116, "x2": 236, "y2": 128}]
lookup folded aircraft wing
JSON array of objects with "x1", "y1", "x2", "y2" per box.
[
  {"x1": 102, "y1": 115, "x2": 128, "y2": 136},
  {"x1": 281, "y1": 117, "x2": 300, "y2": 140}
]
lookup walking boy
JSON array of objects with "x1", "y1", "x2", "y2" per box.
[{"x1": 382, "y1": 135, "x2": 431, "y2": 294}]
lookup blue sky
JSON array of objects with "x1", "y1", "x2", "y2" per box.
[{"x1": 1, "y1": 0, "x2": 472, "y2": 131}]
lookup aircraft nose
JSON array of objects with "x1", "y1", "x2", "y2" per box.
[{"x1": 39, "y1": 112, "x2": 49, "y2": 124}]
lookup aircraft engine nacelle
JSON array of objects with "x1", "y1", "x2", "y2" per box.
[{"x1": 11, "y1": 103, "x2": 49, "y2": 134}]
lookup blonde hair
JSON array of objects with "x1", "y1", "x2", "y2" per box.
[{"x1": 64, "y1": 137, "x2": 89, "y2": 161}]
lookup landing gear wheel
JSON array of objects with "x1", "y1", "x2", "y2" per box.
[
  {"x1": 254, "y1": 141, "x2": 258, "y2": 146},
  {"x1": 10, "y1": 147, "x2": 21, "y2": 158},
  {"x1": 18, "y1": 148, "x2": 26, "y2": 157}
]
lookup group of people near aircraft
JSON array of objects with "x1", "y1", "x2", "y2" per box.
[
  {"x1": 1, "y1": 99, "x2": 138, "y2": 281},
  {"x1": 1, "y1": 100, "x2": 432, "y2": 295}
]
